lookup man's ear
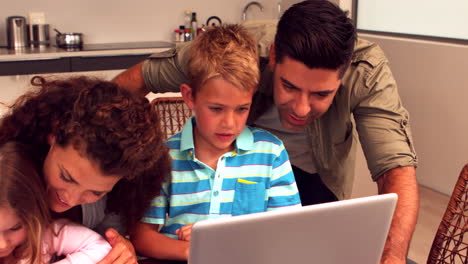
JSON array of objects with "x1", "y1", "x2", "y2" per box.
[
  {"x1": 180, "y1": 84, "x2": 195, "y2": 110},
  {"x1": 268, "y1": 43, "x2": 276, "y2": 71}
]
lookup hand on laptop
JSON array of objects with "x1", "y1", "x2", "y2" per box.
[{"x1": 176, "y1": 224, "x2": 194, "y2": 241}]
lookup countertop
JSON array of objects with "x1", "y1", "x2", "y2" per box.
[{"x1": 0, "y1": 41, "x2": 175, "y2": 62}]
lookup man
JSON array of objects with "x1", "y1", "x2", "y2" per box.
[{"x1": 114, "y1": 1, "x2": 418, "y2": 263}]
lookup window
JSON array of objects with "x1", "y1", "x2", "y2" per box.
[{"x1": 355, "y1": 0, "x2": 468, "y2": 42}]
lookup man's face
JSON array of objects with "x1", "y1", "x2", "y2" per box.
[{"x1": 269, "y1": 54, "x2": 342, "y2": 131}]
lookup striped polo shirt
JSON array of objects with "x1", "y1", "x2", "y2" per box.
[{"x1": 142, "y1": 117, "x2": 301, "y2": 239}]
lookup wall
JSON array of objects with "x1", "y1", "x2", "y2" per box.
[
  {"x1": 359, "y1": 33, "x2": 468, "y2": 196},
  {"x1": 0, "y1": 0, "x2": 279, "y2": 46}
]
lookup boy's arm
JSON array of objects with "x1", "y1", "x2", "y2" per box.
[
  {"x1": 267, "y1": 145, "x2": 302, "y2": 209},
  {"x1": 131, "y1": 222, "x2": 190, "y2": 261}
]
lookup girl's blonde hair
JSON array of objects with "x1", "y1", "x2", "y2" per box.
[{"x1": 0, "y1": 141, "x2": 51, "y2": 264}]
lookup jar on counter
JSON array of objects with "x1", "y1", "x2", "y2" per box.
[
  {"x1": 174, "y1": 29, "x2": 181, "y2": 42},
  {"x1": 184, "y1": 10, "x2": 192, "y2": 30},
  {"x1": 184, "y1": 29, "x2": 192, "y2": 42},
  {"x1": 179, "y1": 25, "x2": 186, "y2": 42}
]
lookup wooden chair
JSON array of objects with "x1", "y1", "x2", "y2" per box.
[
  {"x1": 427, "y1": 163, "x2": 468, "y2": 264},
  {"x1": 151, "y1": 97, "x2": 192, "y2": 139}
]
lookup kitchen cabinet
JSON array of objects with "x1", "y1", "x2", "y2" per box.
[
  {"x1": 0, "y1": 58, "x2": 70, "y2": 75},
  {"x1": 0, "y1": 54, "x2": 151, "y2": 76},
  {"x1": 70, "y1": 54, "x2": 150, "y2": 72},
  {"x1": 0, "y1": 42, "x2": 174, "y2": 76}
]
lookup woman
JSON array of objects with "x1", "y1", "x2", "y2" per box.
[{"x1": 0, "y1": 76, "x2": 172, "y2": 264}]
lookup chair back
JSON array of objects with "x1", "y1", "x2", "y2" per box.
[
  {"x1": 427, "y1": 163, "x2": 468, "y2": 264},
  {"x1": 151, "y1": 97, "x2": 192, "y2": 139}
]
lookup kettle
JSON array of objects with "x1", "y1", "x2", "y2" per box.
[
  {"x1": 206, "y1": 16, "x2": 222, "y2": 27},
  {"x1": 6, "y1": 16, "x2": 29, "y2": 49}
]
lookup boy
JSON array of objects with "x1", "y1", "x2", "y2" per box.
[{"x1": 131, "y1": 24, "x2": 301, "y2": 261}]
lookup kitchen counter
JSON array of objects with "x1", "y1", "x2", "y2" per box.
[{"x1": 0, "y1": 41, "x2": 175, "y2": 62}]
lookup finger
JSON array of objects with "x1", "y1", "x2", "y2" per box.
[
  {"x1": 105, "y1": 228, "x2": 122, "y2": 246},
  {"x1": 97, "y1": 242, "x2": 137, "y2": 264},
  {"x1": 96, "y1": 246, "x2": 120, "y2": 264},
  {"x1": 177, "y1": 225, "x2": 187, "y2": 240},
  {"x1": 102, "y1": 251, "x2": 134, "y2": 264},
  {"x1": 97, "y1": 235, "x2": 135, "y2": 264},
  {"x1": 114, "y1": 251, "x2": 137, "y2": 264},
  {"x1": 179, "y1": 227, "x2": 192, "y2": 241},
  {"x1": 178, "y1": 229, "x2": 184, "y2": 240}
]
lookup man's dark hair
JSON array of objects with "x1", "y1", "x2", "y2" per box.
[{"x1": 274, "y1": 0, "x2": 356, "y2": 78}]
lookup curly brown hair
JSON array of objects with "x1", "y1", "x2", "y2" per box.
[{"x1": 0, "y1": 76, "x2": 171, "y2": 230}]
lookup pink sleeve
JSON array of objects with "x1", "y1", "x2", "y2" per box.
[{"x1": 51, "y1": 220, "x2": 112, "y2": 264}]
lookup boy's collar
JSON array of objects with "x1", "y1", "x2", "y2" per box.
[{"x1": 180, "y1": 117, "x2": 254, "y2": 154}]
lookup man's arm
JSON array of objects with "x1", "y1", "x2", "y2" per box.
[
  {"x1": 113, "y1": 62, "x2": 149, "y2": 97},
  {"x1": 377, "y1": 166, "x2": 419, "y2": 264},
  {"x1": 348, "y1": 41, "x2": 419, "y2": 263},
  {"x1": 114, "y1": 43, "x2": 191, "y2": 96}
]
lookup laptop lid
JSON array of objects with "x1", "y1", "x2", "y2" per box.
[{"x1": 189, "y1": 193, "x2": 397, "y2": 264}]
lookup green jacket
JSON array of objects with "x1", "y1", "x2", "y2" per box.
[{"x1": 142, "y1": 38, "x2": 417, "y2": 200}]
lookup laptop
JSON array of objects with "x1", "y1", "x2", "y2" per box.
[{"x1": 189, "y1": 193, "x2": 397, "y2": 264}]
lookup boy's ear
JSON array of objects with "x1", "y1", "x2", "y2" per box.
[
  {"x1": 268, "y1": 43, "x2": 276, "y2": 71},
  {"x1": 180, "y1": 84, "x2": 195, "y2": 110}
]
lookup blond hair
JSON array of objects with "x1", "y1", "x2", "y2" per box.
[
  {"x1": 187, "y1": 24, "x2": 259, "y2": 96},
  {"x1": 0, "y1": 142, "x2": 51, "y2": 264}
]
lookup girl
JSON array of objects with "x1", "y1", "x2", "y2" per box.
[{"x1": 0, "y1": 141, "x2": 112, "y2": 264}]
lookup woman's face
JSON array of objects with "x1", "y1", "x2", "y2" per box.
[
  {"x1": 43, "y1": 136, "x2": 122, "y2": 213},
  {"x1": 0, "y1": 206, "x2": 27, "y2": 258}
]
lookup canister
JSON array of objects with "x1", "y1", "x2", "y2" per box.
[
  {"x1": 6, "y1": 16, "x2": 29, "y2": 49},
  {"x1": 31, "y1": 24, "x2": 50, "y2": 47}
]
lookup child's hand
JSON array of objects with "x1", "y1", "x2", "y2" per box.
[{"x1": 176, "y1": 224, "x2": 194, "y2": 241}]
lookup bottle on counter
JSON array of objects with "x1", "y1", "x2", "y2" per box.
[
  {"x1": 184, "y1": 10, "x2": 192, "y2": 31},
  {"x1": 191, "y1": 12, "x2": 198, "y2": 39},
  {"x1": 179, "y1": 25, "x2": 186, "y2": 42}
]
